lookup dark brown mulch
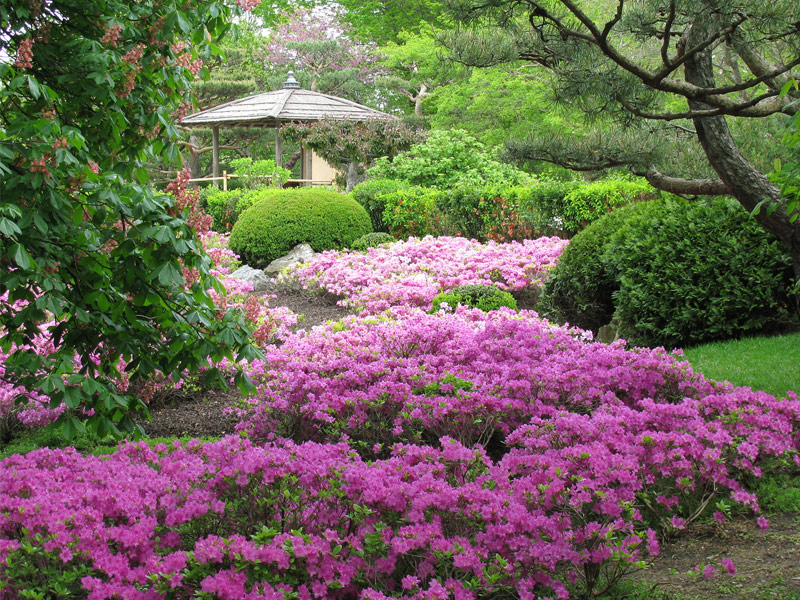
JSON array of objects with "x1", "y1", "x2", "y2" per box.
[
  {"x1": 632, "y1": 512, "x2": 800, "y2": 600},
  {"x1": 141, "y1": 283, "x2": 355, "y2": 439},
  {"x1": 262, "y1": 284, "x2": 355, "y2": 330}
]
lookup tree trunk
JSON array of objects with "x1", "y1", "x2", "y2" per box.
[
  {"x1": 684, "y1": 11, "x2": 800, "y2": 296},
  {"x1": 186, "y1": 135, "x2": 203, "y2": 178},
  {"x1": 414, "y1": 84, "x2": 429, "y2": 117},
  {"x1": 345, "y1": 160, "x2": 361, "y2": 193}
]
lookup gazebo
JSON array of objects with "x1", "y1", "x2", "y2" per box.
[{"x1": 181, "y1": 72, "x2": 395, "y2": 185}]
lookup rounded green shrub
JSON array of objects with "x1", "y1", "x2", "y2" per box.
[
  {"x1": 350, "y1": 232, "x2": 396, "y2": 251},
  {"x1": 431, "y1": 284, "x2": 518, "y2": 314},
  {"x1": 605, "y1": 197, "x2": 795, "y2": 348},
  {"x1": 538, "y1": 201, "x2": 653, "y2": 333},
  {"x1": 229, "y1": 189, "x2": 373, "y2": 268},
  {"x1": 351, "y1": 179, "x2": 406, "y2": 232}
]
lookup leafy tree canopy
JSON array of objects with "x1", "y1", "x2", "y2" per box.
[
  {"x1": 368, "y1": 129, "x2": 530, "y2": 188},
  {"x1": 444, "y1": 0, "x2": 800, "y2": 285},
  {"x1": 0, "y1": 0, "x2": 262, "y2": 438},
  {"x1": 336, "y1": 0, "x2": 447, "y2": 45}
]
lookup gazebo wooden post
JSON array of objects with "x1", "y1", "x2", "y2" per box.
[
  {"x1": 301, "y1": 146, "x2": 312, "y2": 186},
  {"x1": 211, "y1": 125, "x2": 220, "y2": 187},
  {"x1": 275, "y1": 125, "x2": 283, "y2": 168}
]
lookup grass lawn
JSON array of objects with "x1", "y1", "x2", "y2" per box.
[{"x1": 682, "y1": 331, "x2": 800, "y2": 398}]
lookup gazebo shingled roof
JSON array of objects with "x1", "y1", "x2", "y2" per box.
[
  {"x1": 182, "y1": 72, "x2": 393, "y2": 127},
  {"x1": 181, "y1": 72, "x2": 394, "y2": 184}
]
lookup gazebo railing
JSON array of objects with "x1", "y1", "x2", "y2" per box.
[{"x1": 185, "y1": 171, "x2": 335, "y2": 191}]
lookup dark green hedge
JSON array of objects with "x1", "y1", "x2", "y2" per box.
[
  {"x1": 538, "y1": 202, "x2": 650, "y2": 332},
  {"x1": 606, "y1": 198, "x2": 795, "y2": 348}
]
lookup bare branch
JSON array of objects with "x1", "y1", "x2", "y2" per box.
[
  {"x1": 660, "y1": 2, "x2": 677, "y2": 70},
  {"x1": 645, "y1": 167, "x2": 730, "y2": 195},
  {"x1": 600, "y1": 0, "x2": 624, "y2": 41}
]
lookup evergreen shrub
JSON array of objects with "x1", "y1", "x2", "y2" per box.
[
  {"x1": 229, "y1": 189, "x2": 372, "y2": 267},
  {"x1": 606, "y1": 197, "x2": 795, "y2": 348},
  {"x1": 538, "y1": 201, "x2": 650, "y2": 332},
  {"x1": 351, "y1": 179, "x2": 406, "y2": 232},
  {"x1": 350, "y1": 232, "x2": 396, "y2": 251},
  {"x1": 431, "y1": 284, "x2": 518, "y2": 313}
]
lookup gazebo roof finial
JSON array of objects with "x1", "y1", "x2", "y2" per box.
[{"x1": 282, "y1": 71, "x2": 301, "y2": 89}]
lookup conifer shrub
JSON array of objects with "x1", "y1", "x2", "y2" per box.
[
  {"x1": 229, "y1": 189, "x2": 372, "y2": 267},
  {"x1": 431, "y1": 284, "x2": 518, "y2": 313},
  {"x1": 350, "y1": 232, "x2": 396, "y2": 251}
]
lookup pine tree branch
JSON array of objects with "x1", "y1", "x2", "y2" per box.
[{"x1": 645, "y1": 167, "x2": 730, "y2": 195}]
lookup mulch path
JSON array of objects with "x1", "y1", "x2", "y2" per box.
[{"x1": 142, "y1": 283, "x2": 354, "y2": 439}]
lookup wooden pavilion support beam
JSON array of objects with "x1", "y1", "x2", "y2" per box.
[
  {"x1": 275, "y1": 125, "x2": 283, "y2": 168},
  {"x1": 211, "y1": 125, "x2": 220, "y2": 187}
]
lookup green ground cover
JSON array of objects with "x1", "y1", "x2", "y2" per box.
[{"x1": 683, "y1": 332, "x2": 800, "y2": 399}]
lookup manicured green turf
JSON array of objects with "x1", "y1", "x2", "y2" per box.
[{"x1": 682, "y1": 332, "x2": 800, "y2": 398}]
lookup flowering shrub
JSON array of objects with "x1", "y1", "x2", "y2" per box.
[
  {"x1": 282, "y1": 236, "x2": 568, "y2": 313},
  {"x1": 236, "y1": 307, "x2": 713, "y2": 448},
  {"x1": 4, "y1": 380, "x2": 798, "y2": 599},
  {"x1": 0, "y1": 436, "x2": 652, "y2": 599}
]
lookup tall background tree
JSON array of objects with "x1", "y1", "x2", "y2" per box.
[
  {"x1": 0, "y1": 0, "x2": 261, "y2": 437},
  {"x1": 260, "y1": 5, "x2": 381, "y2": 99},
  {"x1": 444, "y1": 0, "x2": 800, "y2": 284}
]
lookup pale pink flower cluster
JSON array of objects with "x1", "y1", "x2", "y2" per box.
[{"x1": 282, "y1": 235, "x2": 568, "y2": 313}]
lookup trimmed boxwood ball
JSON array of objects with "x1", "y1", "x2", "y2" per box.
[
  {"x1": 430, "y1": 284, "x2": 518, "y2": 314},
  {"x1": 229, "y1": 188, "x2": 373, "y2": 268},
  {"x1": 350, "y1": 232, "x2": 396, "y2": 252}
]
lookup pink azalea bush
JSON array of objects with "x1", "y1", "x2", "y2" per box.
[
  {"x1": 0, "y1": 436, "x2": 656, "y2": 599},
  {"x1": 237, "y1": 307, "x2": 712, "y2": 449},
  {"x1": 3, "y1": 234, "x2": 798, "y2": 598},
  {"x1": 281, "y1": 236, "x2": 568, "y2": 313}
]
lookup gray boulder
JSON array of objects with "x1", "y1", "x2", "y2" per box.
[
  {"x1": 229, "y1": 265, "x2": 273, "y2": 292},
  {"x1": 264, "y1": 243, "x2": 316, "y2": 275}
]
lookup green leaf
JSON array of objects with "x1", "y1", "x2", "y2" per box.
[
  {"x1": 0, "y1": 217, "x2": 21, "y2": 236},
  {"x1": 27, "y1": 76, "x2": 40, "y2": 99},
  {"x1": 157, "y1": 262, "x2": 183, "y2": 286},
  {"x1": 9, "y1": 243, "x2": 32, "y2": 269}
]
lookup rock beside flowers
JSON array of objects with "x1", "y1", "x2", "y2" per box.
[{"x1": 264, "y1": 243, "x2": 316, "y2": 275}]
